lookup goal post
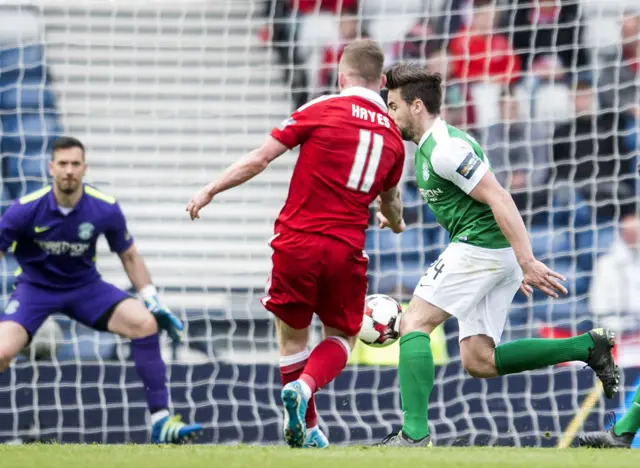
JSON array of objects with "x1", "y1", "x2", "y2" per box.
[{"x1": 0, "y1": 0, "x2": 636, "y2": 446}]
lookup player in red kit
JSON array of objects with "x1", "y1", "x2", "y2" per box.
[{"x1": 186, "y1": 39, "x2": 406, "y2": 448}]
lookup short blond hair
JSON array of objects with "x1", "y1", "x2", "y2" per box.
[{"x1": 340, "y1": 39, "x2": 385, "y2": 84}]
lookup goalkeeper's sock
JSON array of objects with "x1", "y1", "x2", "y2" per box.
[
  {"x1": 300, "y1": 336, "x2": 350, "y2": 394},
  {"x1": 614, "y1": 387, "x2": 640, "y2": 436},
  {"x1": 150, "y1": 409, "x2": 170, "y2": 426},
  {"x1": 494, "y1": 333, "x2": 594, "y2": 375},
  {"x1": 131, "y1": 333, "x2": 169, "y2": 413},
  {"x1": 279, "y1": 349, "x2": 317, "y2": 428},
  {"x1": 399, "y1": 331, "x2": 434, "y2": 441}
]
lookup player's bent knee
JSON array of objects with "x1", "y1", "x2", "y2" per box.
[
  {"x1": 109, "y1": 299, "x2": 159, "y2": 339},
  {"x1": 462, "y1": 361, "x2": 495, "y2": 379},
  {"x1": 279, "y1": 338, "x2": 308, "y2": 356},
  {"x1": 460, "y1": 339, "x2": 498, "y2": 378},
  {"x1": 276, "y1": 319, "x2": 309, "y2": 354},
  {"x1": 322, "y1": 326, "x2": 358, "y2": 350},
  {"x1": 133, "y1": 314, "x2": 158, "y2": 338}
]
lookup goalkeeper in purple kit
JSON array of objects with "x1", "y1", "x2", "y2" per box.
[{"x1": 0, "y1": 137, "x2": 201, "y2": 444}]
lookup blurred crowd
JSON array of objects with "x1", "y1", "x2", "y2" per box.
[{"x1": 260, "y1": 0, "x2": 640, "y2": 330}]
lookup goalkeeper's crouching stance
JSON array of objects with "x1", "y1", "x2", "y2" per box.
[{"x1": 0, "y1": 137, "x2": 201, "y2": 444}]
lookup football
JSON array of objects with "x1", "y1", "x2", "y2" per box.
[{"x1": 358, "y1": 294, "x2": 402, "y2": 348}]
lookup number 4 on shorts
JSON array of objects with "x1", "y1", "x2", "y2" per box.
[{"x1": 427, "y1": 258, "x2": 445, "y2": 280}]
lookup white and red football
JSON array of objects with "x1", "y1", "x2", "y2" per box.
[{"x1": 358, "y1": 294, "x2": 402, "y2": 348}]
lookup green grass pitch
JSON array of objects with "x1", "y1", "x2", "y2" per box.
[{"x1": 1, "y1": 445, "x2": 638, "y2": 468}]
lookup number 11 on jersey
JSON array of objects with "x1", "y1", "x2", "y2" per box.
[{"x1": 347, "y1": 129, "x2": 384, "y2": 193}]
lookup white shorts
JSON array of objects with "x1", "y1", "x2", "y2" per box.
[{"x1": 413, "y1": 242, "x2": 523, "y2": 345}]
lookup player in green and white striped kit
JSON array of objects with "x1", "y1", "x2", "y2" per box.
[{"x1": 376, "y1": 63, "x2": 620, "y2": 447}]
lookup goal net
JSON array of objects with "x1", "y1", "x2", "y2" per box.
[{"x1": 0, "y1": 0, "x2": 639, "y2": 447}]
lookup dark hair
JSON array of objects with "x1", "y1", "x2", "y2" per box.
[
  {"x1": 385, "y1": 63, "x2": 443, "y2": 115},
  {"x1": 52, "y1": 136, "x2": 85, "y2": 160},
  {"x1": 341, "y1": 39, "x2": 385, "y2": 83}
]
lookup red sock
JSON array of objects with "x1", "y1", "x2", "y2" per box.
[
  {"x1": 300, "y1": 336, "x2": 350, "y2": 393},
  {"x1": 279, "y1": 350, "x2": 317, "y2": 428}
]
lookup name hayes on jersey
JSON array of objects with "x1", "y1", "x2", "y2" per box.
[{"x1": 351, "y1": 104, "x2": 391, "y2": 128}]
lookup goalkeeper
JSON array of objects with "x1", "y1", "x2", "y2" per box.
[
  {"x1": 377, "y1": 64, "x2": 620, "y2": 447},
  {"x1": 0, "y1": 137, "x2": 201, "y2": 444}
]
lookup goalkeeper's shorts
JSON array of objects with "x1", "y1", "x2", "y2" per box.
[{"x1": 0, "y1": 279, "x2": 130, "y2": 339}]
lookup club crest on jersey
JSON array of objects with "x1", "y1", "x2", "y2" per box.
[
  {"x1": 278, "y1": 117, "x2": 296, "y2": 130},
  {"x1": 456, "y1": 152, "x2": 481, "y2": 180},
  {"x1": 422, "y1": 162, "x2": 430, "y2": 182},
  {"x1": 77, "y1": 222, "x2": 94, "y2": 240}
]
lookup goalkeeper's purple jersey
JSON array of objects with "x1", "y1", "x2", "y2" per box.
[{"x1": 0, "y1": 184, "x2": 134, "y2": 289}]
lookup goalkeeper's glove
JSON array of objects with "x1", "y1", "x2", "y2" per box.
[{"x1": 140, "y1": 285, "x2": 183, "y2": 343}]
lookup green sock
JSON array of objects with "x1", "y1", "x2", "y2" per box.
[
  {"x1": 399, "y1": 331, "x2": 434, "y2": 441},
  {"x1": 494, "y1": 333, "x2": 595, "y2": 375},
  {"x1": 614, "y1": 387, "x2": 640, "y2": 436}
]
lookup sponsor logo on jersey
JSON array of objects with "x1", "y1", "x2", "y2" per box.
[
  {"x1": 422, "y1": 162, "x2": 430, "y2": 182},
  {"x1": 278, "y1": 117, "x2": 296, "y2": 130},
  {"x1": 77, "y1": 222, "x2": 94, "y2": 240},
  {"x1": 36, "y1": 240, "x2": 91, "y2": 257},
  {"x1": 419, "y1": 187, "x2": 444, "y2": 203},
  {"x1": 456, "y1": 152, "x2": 481, "y2": 180}
]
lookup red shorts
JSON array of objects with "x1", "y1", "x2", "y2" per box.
[{"x1": 261, "y1": 229, "x2": 368, "y2": 337}]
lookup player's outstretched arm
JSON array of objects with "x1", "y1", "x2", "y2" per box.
[
  {"x1": 376, "y1": 186, "x2": 406, "y2": 233},
  {"x1": 186, "y1": 136, "x2": 288, "y2": 220},
  {"x1": 469, "y1": 172, "x2": 568, "y2": 298},
  {"x1": 118, "y1": 244, "x2": 183, "y2": 342}
]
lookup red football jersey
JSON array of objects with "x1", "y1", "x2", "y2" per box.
[{"x1": 270, "y1": 87, "x2": 406, "y2": 249}]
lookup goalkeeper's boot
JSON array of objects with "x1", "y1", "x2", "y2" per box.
[
  {"x1": 586, "y1": 328, "x2": 619, "y2": 399},
  {"x1": 303, "y1": 426, "x2": 329, "y2": 448},
  {"x1": 377, "y1": 430, "x2": 432, "y2": 447},
  {"x1": 281, "y1": 381, "x2": 308, "y2": 448},
  {"x1": 151, "y1": 414, "x2": 202, "y2": 444},
  {"x1": 578, "y1": 427, "x2": 634, "y2": 448}
]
